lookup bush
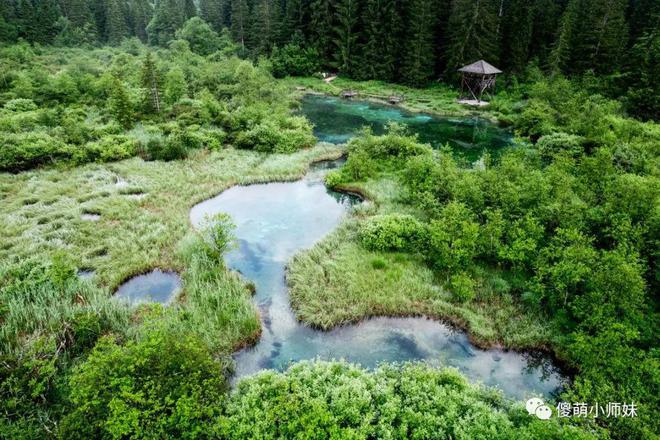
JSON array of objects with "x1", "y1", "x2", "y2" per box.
[
  {"x1": 427, "y1": 202, "x2": 480, "y2": 271},
  {"x1": 270, "y1": 42, "x2": 321, "y2": 78},
  {"x1": 449, "y1": 272, "x2": 476, "y2": 302},
  {"x1": 217, "y1": 361, "x2": 601, "y2": 439},
  {"x1": 324, "y1": 169, "x2": 345, "y2": 189},
  {"x1": 198, "y1": 213, "x2": 236, "y2": 260},
  {"x1": 0, "y1": 132, "x2": 71, "y2": 171},
  {"x1": 536, "y1": 132, "x2": 584, "y2": 161},
  {"x1": 359, "y1": 214, "x2": 427, "y2": 252},
  {"x1": 73, "y1": 135, "x2": 138, "y2": 164},
  {"x1": 60, "y1": 330, "x2": 228, "y2": 439},
  {"x1": 3, "y1": 98, "x2": 37, "y2": 112},
  {"x1": 234, "y1": 116, "x2": 314, "y2": 153}
]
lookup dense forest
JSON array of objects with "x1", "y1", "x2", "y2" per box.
[
  {"x1": 1, "y1": 0, "x2": 658, "y2": 117},
  {"x1": 0, "y1": 0, "x2": 658, "y2": 439}
]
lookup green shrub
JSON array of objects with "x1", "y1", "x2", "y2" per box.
[
  {"x1": 449, "y1": 272, "x2": 476, "y2": 302},
  {"x1": 60, "y1": 330, "x2": 228, "y2": 439},
  {"x1": 359, "y1": 214, "x2": 427, "y2": 252},
  {"x1": 537, "y1": 132, "x2": 584, "y2": 161},
  {"x1": 0, "y1": 132, "x2": 71, "y2": 171},
  {"x1": 427, "y1": 202, "x2": 480, "y2": 271},
  {"x1": 3, "y1": 98, "x2": 37, "y2": 112},
  {"x1": 270, "y1": 41, "x2": 321, "y2": 78},
  {"x1": 217, "y1": 361, "x2": 601, "y2": 439},
  {"x1": 324, "y1": 169, "x2": 345, "y2": 189},
  {"x1": 74, "y1": 135, "x2": 138, "y2": 164},
  {"x1": 198, "y1": 213, "x2": 236, "y2": 260}
]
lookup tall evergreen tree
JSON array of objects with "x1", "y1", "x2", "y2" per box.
[
  {"x1": 499, "y1": 0, "x2": 533, "y2": 73},
  {"x1": 128, "y1": 0, "x2": 152, "y2": 42},
  {"x1": 400, "y1": 0, "x2": 436, "y2": 86},
  {"x1": 105, "y1": 0, "x2": 128, "y2": 44},
  {"x1": 147, "y1": 0, "x2": 185, "y2": 45},
  {"x1": 528, "y1": 0, "x2": 562, "y2": 63},
  {"x1": 62, "y1": 0, "x2": 96, "y2": 32},
  {"x1": 200, "y1": 0, "x2": 224, "y2": 31},
  {"x1": 445, "y1": 0, "x2": 500, "y2": 74},
  {"x1": 183, "y1": 0, "x2": 197, "y2": 19},
  {"x1": 357, "y1": 0, "x2": 401, "y2": 81},
  {"x1": 140, "y1": 51, "x2": 162, "y2": 113},
  {"x1": 230, "y1": 0, "x2": 249, "y2": 53},
  {"x1": 551, "y1": 0, "x2": 628, "y2": 74},
  {"x1": 252, "y1": 0, "x2": 278, "y2": 53},
  {"x1": 331, "y1": 0, "x2": 358, "y2": 74},
  {"x1": 308, "y1": 0, "x2": 334, "y2": 67}
]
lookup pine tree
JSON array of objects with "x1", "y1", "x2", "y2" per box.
[
  {"x1": 528, "y1": 0, "x2": 562, "y2": 63},
  {"x1": 141, "y1": 52, "x2": 162, "y2": 113},
  {"x1": 147, "y1": 0, "x2": 185, "y2": 45},
  {"x1": 109, "y1": 77, "x2": 134, "y2": 128},
  {"x1": 331, "y1": 0, "x2": 358, "y2": 74},
  {"x1": 200, "y1": 0, "x2": 224, "y2": 31},
  {"x1": 550, "y1": 0, "x2": 628, "y2": 75},
  {"x1": 283, "y1": 0, "x2": 307, "y2": 41},
  {"x1": 445, "y1": 0, "x2": 500, "y2": 74},
  {"x1": 252, "y1": 0, "x2": 277, "y2": 54},
  {"x1": 308, "y1": 0, "x2": 334, "y2": 67},
  {"x1": 230, "y1": 0, "x2": 249, "y2": 53},
  {"x1": 499, "y1": 0, "x2": 533, "y2": 73},
  {"x1": 62, "y1": 0, "x2": 96, "y2": 33},
  {"x1": 401, "y1": 0, "x2": 436, "y2": 86},
  {"x1": 183, "y1": 0, "x2": 197, "y2": 20},
  {"x1": 105, "y1": 0, "x2": 128, "y2": 44},
  {"x1": 358, "y1": 0, "x2": 401, "y2": 81},
  {"x1": 128, "y1": 0, "x2": 152, "y2": 42}
]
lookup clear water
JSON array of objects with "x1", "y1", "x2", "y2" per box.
[
  {"x1": 300, "y1": 95, "x2": 512, "y2": 162},
  {"x1": 189, "y1": 162, "x2": 565, "y2": 400},
  {"x1": 114, "y1": 269, "x2": 181, "y2": 305}
]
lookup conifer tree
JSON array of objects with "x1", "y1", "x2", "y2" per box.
[
  {"x1": 358, "y1": 0, "x2": 401, "y2": 81},
  {"x1": 499, "y1": 0, "x2": 533, "y2": 73},
  {"x1": 252, "y1": 0, "x2": 278, "y2": 54},
  {"x1": 147, "y1": 0, "x2": 185, "y2": 45},
  {"x1": 105, "y1": 0, "x2": 128, "y2": 44},
  {"x1": 445, "y1": 0, "x2": 500, "y2": 74},
  {"x1": 141, "y1": 51, "x2": 161, "y2": 113},
  {"x1": 231, "y1": 0, "x2": 249, "y2": 53},
  {"x1": 400, "y1": 0, "x2": 436, "y2": 86},
  {"x1": 109, "y1": 77, "x2": 134, "y2": 128},
  {"x1": 308, "y1": 0, "x2": 334, "y2": 67},
  {"x1": 550, "y1": 0, "x2": 628, "y2": 74},
  {"x1": 331, "y1": 0, "x2": 358, "y2": 74},
  {"x1": 63, "y1": 0, "x2": 96, "y2": 32},
  {"x1": 183, "y1": 0, "x2": 197, "y2": 19},
  {"x1": 200, "y1": 0, "x2": 224, "y2": 31},
  {"x1": 128, "y1": 0, "x2": 152, "y2": 42}
]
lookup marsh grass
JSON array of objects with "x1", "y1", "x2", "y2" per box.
[{"x1": 0, "y1": 144, "x2": 343, "y2": 356}]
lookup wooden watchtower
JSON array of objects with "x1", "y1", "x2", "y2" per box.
[{"x1": 458, "y1": 60, "x2": 502, "y2": 104}]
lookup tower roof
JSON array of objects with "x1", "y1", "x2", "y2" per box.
[{"x1": 457, "y1": 60, "x2": 502, "y2": 75}]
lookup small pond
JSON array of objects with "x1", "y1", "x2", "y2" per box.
[
  {"x1": 190, "y1": 161, "x2": 565, "y2": 400},
  {"x1": 114, "y1": 269, "x2": 181, "y2": 305},
  {"x1": 300, "y1": 95, "x2": 512, "y2": 162}
]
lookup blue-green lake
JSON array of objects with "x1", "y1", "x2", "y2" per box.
[
  {"x1": 190, "y1": 160, "x2": 565, "y2": 400},
  {"x1": 300, "y1": 95, "x2": 512, "y2": 162}
]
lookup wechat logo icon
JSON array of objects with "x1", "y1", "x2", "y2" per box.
[{"x1": 526, "y1": 397, "x2": 552, "y2": 420}]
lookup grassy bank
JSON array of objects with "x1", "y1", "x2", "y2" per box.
[{"x1": 288, "y1": 176, "x2": 553, "y2": 350}]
